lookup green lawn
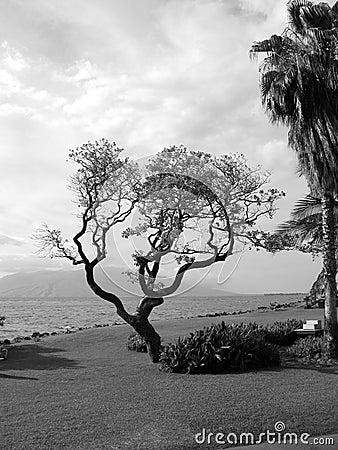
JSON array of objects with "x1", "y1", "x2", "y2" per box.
[{"x1": 1, "y1": 309, "x2": 338, "y2": 450}]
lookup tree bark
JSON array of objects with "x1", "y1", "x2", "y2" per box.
[
  {"x1": 321, "y1": 191, "x2": 338, "y2": 357},
  {"x1": 131, "y1": 296, "x2": 164, "y2": 363},
  {"x1": 132, "y1": 318, "x2": 163, "y2": 363}
]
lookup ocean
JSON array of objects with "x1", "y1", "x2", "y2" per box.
[{"x1": 0, "y1": 293, "x2": 304, "y2": 341}]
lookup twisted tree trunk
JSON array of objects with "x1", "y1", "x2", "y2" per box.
[
  {"x1": 85, "y1": 264, "x2": 164, "y2": 363},
  {"x1": 321, "y1": 191, "x2": 338, "y2": 357},
  {"x1": 132, "y1": 296, "x2": 164, "y2": 363},
  {"x1": 132, "y1": 317, "x2": 163, "y2": 362}
]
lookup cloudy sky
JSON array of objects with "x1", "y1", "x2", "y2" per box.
[{"x1": 0, "y1": 0, "x2": 328, "y2": 293}]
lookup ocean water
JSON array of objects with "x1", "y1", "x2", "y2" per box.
[{"x1": 0, "y1": 294, "x2": 304, "y2": 341}]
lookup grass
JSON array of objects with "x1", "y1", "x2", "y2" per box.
[{"x1": 1, "y1": 309, "x2": 338, "y2": 449}]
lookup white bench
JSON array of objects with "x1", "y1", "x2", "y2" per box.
[{"x1": 295, "y1": 320, "x2": 324, "y2": 337}]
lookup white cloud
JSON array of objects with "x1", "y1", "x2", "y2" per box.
[
  {"x1": 0, "y1": 68, "x2": 22, "y2": 94},
  {"x1": 0, "y1": 0, "x2": 317, "y2": 291},
  {"x1": 1, "y1": 40, "x2": 27, "y2": 71},
  {"x1": 0, "y1": 233, "x2": 24, "y2": 247},
  {"x1": 58, "y1": 60, "x2": 99, "y2": 83},
  {"x1": 255, "y1": 140, "x2": 295, "y2": 172},
  {"x1": 0, "y1": 253, "x2": 67, "y2": 276},
  {"x1": 24, "y1": 87, "x2": 50, "y2": 102},
  {"x1": 0, "y1": 103, "x2": 34, "y2": 116}
]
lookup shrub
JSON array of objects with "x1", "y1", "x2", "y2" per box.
[
  {"x1": 263, "y1": 319, "x2": 304, "y2": 346},
  {"x1": 0, "y1": 316, "x2": 5, "y2": 327},
  {"x1": 127, "y1": 333, "x2": 147, "y2": 353},
  {"x1": 160, "y1": 321, "x2": 280, "y2": 374},
  {"x1": 285, "y1": 335, "x2": 333, "y2": 363}
]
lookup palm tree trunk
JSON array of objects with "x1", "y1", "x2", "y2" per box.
[{"x1": 321, "y1": 191, "x2": 338, "y2": 357}]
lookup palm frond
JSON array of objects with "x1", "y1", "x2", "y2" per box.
[
  {"x1": 276, "y1": 194, "x2": 338, "y2": 247},
  {"x1": 276, "y1": 195, "x2": 322, "y2": 245},
  {"x1": 249, "y1": 34, "x2": 283, "y2": 60},
  {"x1": 252, "y1": 0, "x2": 338, "y2": 195},
  {"x1": 277, "y1": 217, "x2": 320, "y2": 233},
  {"x1": 287, "y1": 0, "x2": 313, "y2": 33},
  {"x1": 300, "y1": 3, "x2": 333, "y2": 30},
  {"x1": 289, "y1": 194, "x2": 321, "y2": 219}
]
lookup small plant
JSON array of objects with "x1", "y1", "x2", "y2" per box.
[
  {"x1": 263, "y1": 319, "x2": 304, "y2": 346},
  {"x1": 160, "y1": 321, "x2": 280, "y2": 374},
  {"x1": 285, "y1": 335, "x2": 333, "y2": 364},
  {"x1": 127, "y1": 333, "x2": 147, "y2": 353},
  {"x1": 0, "y1": 316, "x2": 5, "y2": 327}
]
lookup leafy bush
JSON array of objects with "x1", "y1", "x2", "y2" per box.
[
  {"x1": 127, "y1": 333, "x2": 147, "y2": 353},
  {"x1": 285, "y1": 335, "x2": 333, "y2": 363},
  {"x1": 160, "y1": 321, "x2": 280, "y2": 374},
  {"x1": 263, "y1": 319, "x2": 304, "y2": 346}
]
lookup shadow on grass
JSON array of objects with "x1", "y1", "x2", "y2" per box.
[
  {"x1": 0, "y1": 373, "x2": 39, "y2": 380},
  {"x1": 282, "y1": 359, "x2": 338, "y2": 375},
  {"x1": 0, "y1": 344, "x2": 81, "y2": 372}
]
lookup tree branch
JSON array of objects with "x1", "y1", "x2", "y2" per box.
[{"x1": 137, "y1": 219, "x2": 224, "y2": 297}]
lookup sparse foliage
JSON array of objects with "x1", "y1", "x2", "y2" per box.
[
  {"x1": 34, "y1": 140, "x2": 284, "y2": 363},
  {"x1": 123, "y1": 146, "x2": 285, "y2": 299}
]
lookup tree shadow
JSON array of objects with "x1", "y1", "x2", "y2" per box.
[
  {"x1": 0, "y1": 344, "x2": 81, "y2": 371},
  {"x1": 0, "y1": 373, "x2": 39, "y2": 380}
]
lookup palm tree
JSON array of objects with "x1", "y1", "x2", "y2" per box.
[
  {"x1": 278, "y1": 195, "x2": 328, "y2": 250},
  {"x1": 250, "y1": 0, "x2": 338, "y2": 355},
  {"x1": 278, "y1": 195, "x2": 338, "y2": 307}
]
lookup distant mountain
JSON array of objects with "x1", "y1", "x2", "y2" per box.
[{"x1": 0, "y1": 268, "x2": 238, "y2": 298}]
